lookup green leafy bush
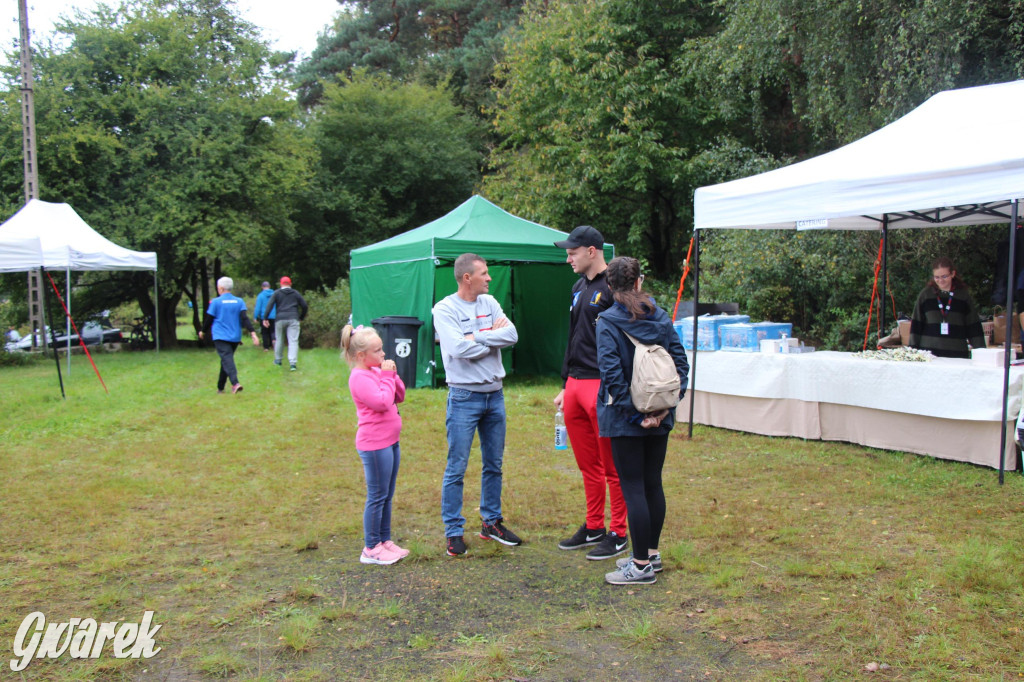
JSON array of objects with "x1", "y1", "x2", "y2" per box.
[{"x1": 300, "y1": 279, "x2": 351, "y2": 349}]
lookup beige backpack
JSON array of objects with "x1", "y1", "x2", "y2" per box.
[{"x1": 623, "y1": 331, "x2": 681, "y2": 413}]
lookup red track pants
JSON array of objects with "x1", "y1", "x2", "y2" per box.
[{"x1": 563, "y1": 377, "x2": 628, "y2": 537}]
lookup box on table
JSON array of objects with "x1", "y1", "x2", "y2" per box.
[
  {"x1": 759, "y1": 337, "x2": 802, "y2": 354},
  {"x1": 720, "y1": 321, "x2": 794, "y2": 352},
  {"x1": 675, "y1": 314, "x2": 750, "y2": 351},
  {"x1": 972, "y1": 347, "x2": 1016, "y2": 366}
]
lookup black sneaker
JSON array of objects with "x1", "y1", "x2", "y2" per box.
[
  {"x1": 446, "y1": 536, "x2": 466, "y2": 556},
  {"x1": 586, "y1": 531, "x2": 629, "y2": 560},
  {"x1": 479, "y1": 519, "x2": 522, "y2": 546},
  {"x1": 558, "y1": 524, "x2": 606, "y2": 550}
]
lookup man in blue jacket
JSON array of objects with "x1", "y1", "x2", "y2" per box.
[{"x1": 253, "y1": 281, "x2": 276, "y2": 352}]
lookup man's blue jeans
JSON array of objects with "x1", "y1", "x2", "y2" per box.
[
  {"x1": 358, "y1": 442, "x2": 400, "y2": 548},
  {"x1": 441, "y1": 388, "x2": 506, "y2": 537}
]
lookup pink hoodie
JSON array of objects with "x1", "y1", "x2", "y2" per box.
[{"x1": 348, "y1": 367, "x2": 406, "y2": 450}]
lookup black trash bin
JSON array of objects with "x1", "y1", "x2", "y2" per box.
[{"x1": 372, "y1": 316, "x2": 424, "y2": 388}]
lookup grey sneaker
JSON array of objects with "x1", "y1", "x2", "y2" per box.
[
  {"x1": 586, "y1": 531, "x2": 628, "y2": 560},
  {"x1": 616, "y1": 552, "x2": 662, "y2": 572},
  {"x1": 290, "y1": 364, "x2": 297, "y2": 372},
  {"x1": 605, "y1": 558, "x2": 656, "y2": 585}
]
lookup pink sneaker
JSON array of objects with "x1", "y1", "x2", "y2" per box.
[
  {"x1": 382, "y1": 540, "x2": 410, "y2": 558},
  {"x1": 359, "y1": 543, "x2": 401, "y2": 565}
]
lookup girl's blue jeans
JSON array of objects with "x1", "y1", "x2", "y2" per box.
[{"x1": 358, "y1": 442, "x2": 401, "y2": 548}]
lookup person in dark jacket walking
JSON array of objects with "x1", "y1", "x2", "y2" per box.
[
  {"x1": 596, "y1": 257, "x2": 688, "y2": 586},
  {"x1": 263, "y1": 276, "x2": 308, "y2": 371}
]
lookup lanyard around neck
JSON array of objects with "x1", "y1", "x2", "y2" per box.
[{"x1": 935, "y1": 290, "x2": 954, "y2": 318}]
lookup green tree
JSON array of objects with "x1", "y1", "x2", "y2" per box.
[
  {"x1": 483, "y1": 0, "x2": 767, "y2": 277},
  {"x1": 294, "y1": 0, "x2": 525, "y2": 113},
  {"x1": 695, "y1": 0, "x2": 1024, "y2": 155},
  {"x1": 0, "y1": 0, "x2": 312, "y2": 345},
  {"x1": 270, "y1": 70, "x2": 487, "y2": 288}
]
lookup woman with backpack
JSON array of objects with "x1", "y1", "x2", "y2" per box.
[{"x1": 595, "y1": 256, "x2": 689, "y2": 585}]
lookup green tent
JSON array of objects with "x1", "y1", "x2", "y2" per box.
[{"x1": 350, "y1": 195, "x2": 614, "y2": 387}]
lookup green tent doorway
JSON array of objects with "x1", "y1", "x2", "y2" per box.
[{"x1": 350, "y1": 195, "x2": 614, "y2": 387}]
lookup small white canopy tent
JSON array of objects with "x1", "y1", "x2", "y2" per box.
[
  {"x1": 0, "y1": 199, "x2": 159, "y2": 359},
  {"x1": 0, "y1": 200, "x2": 157, "y2": 270},
  {"x1": 691, "y1": 79, "x2": 1024, "y2": 479}
]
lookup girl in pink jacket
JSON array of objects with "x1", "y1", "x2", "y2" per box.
[{"x1": 342, "y1": 325, "x2": 408, "y2": 565}]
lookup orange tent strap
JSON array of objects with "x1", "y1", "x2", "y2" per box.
[
  {"x1": 671, "y1": 237, "x2": 696, "y2": 321},
  {"x1": 45, "y1": 271, "x2": 108, "y2": 394},
  {"x1": 863, "y1": 237, "x2": 884, "y2": 350}
]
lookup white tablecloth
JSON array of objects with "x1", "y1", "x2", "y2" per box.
[
  {"x1": 688, "y1": 350, "x2": 1024, "y2": 421},
  {"x1": 680, "y1": 350, "x2": 1024, "y2": 469}
]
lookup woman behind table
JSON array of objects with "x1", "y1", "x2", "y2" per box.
[
  {"x1": 342, "y1": 324, "x2": 409, "y2": 565},
  {"x1": 595, "y1": 256, "x2": 689, "y2": 586},
  {"x1": 908, "y1": 256, "x2": 986, "y2": 358}
]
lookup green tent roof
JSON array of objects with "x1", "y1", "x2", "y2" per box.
[{"x1": 350, "y1": 195, "x2": 613, "y2": 268}]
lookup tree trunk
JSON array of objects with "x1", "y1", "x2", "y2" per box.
[
  {"x1": 200, "y1": 258, "x2": 210, "y2": 347},
  {"x1": 156, "y1": 292, "x2": 181, "y2": 347}
]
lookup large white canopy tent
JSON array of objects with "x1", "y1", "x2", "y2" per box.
[
  {"x1": 0, "y1": 199, "x2": 159, "y2": 363},
  {"x1": 691, "y1": 79, "x2": 1024, "y2": 479}
]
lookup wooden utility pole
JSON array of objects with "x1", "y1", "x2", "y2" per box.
[{"x1": 18, "y1": 0, "x2": 45, "y2": 351}]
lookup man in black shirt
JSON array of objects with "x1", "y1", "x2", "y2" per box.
[{"x1": 553, "y1": 225, "x2": 629, "y2": 561}]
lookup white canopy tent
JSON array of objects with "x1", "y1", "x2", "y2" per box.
[
  {"x1": 0, "y1": 235, "x2": 44, "y2": 273},
  {"x1": 0, "y1": 199, "x2": 159, "y2": 361},
  {"x1": 695, "y1": 79, "x2": 1024, "y2": 231},
  {"x1": 0, "y1": 199, "x2": 157, "y2": 270},
  {"x1": 691, "y1": 79, "x2": 1024, "y2": 479}
]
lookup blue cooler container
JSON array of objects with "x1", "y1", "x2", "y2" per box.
[
  {"x1": 719, "y1": 323, "x2": 759, "y2": 352},
  {"x1": 752, "y1": 321, "x2": 793, "y2": 341},
  {"x1": 720, "y1": 321, "x2": 794, "y2": 352},
  {"x1": 675, "y1": 314, "x2": 750, "y2": 351},
  {"x1": 718, "y1": 321, "x2": 794, "y2": 352}
]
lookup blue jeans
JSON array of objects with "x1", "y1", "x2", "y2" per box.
[
  {"x1": 358, "y1": 442, "x2": 400, "y2": 548},
  {"x1": 441, "y1": 388, "x2": 506, "y2": 537}
]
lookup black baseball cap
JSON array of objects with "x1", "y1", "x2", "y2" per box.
[{"x1": 554, "y1": 225, "x2": 604, "y2": 250}]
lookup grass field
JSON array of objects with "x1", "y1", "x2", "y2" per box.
[{"x1": 3, "y1": 347, "x2": 1024, "y2": 681}]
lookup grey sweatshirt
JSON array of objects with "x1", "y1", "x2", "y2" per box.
[{"x1": 432, "y1": 293, "x2": 518, "y2": 392}]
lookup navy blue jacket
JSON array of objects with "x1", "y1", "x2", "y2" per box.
[{"x1": 596, "y1": 300, "x2": 689, "y2": 438}]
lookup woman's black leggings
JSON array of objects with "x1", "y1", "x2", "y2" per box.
[{"x1": 609, "y1": 433, "x2": 668, "y2": 562}]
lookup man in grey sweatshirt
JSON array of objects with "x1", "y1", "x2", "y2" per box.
[{"x1": 433, "y1": 253, "x2": 521, "y2": 556}]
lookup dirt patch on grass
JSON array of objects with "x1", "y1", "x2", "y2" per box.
[{"x1": 132, "y1": 535, "x2": 780, "y2": 681}]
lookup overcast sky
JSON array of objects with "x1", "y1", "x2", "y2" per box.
[{"x1": 4, "y1": 0, "x2": 343, "y2": 60}]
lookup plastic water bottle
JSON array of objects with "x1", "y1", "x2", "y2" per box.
[{"x1": 555, "y1": 409, "x2": 568, "y2": 450}]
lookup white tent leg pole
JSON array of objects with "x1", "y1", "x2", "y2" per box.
[
  {"x1": 66, "y1": 267, "x2": 71, "y2": 375},
  {"x1": 154, "y1": 272, "x2": 159, "y2": 353}
]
